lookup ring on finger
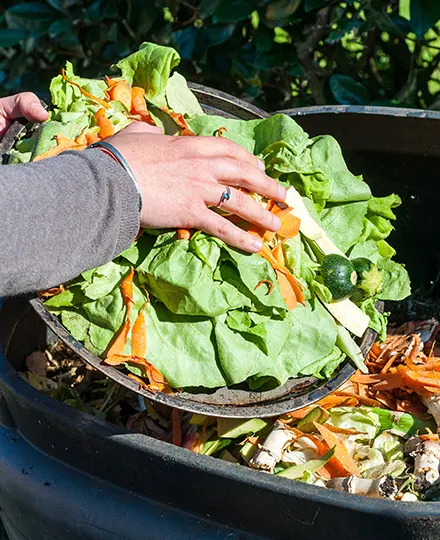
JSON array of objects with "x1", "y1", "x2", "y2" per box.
[{"x1": 218, "y1": 186, "x2": 232, "y2": 206}]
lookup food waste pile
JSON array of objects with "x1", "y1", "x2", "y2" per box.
[
  {"x1": 21, "y1": 317, "x2": 440, "y2": 502},
  {"x1": 11, "y1": 42, "x2": 410, "y2": 395}
]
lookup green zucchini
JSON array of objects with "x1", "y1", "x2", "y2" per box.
[
  {"x1": 351, "y1": 257, "x2": 372, "y2": 275},
  {"x1": 321, "y1": 254, "x2": 357, "y2": 301}
]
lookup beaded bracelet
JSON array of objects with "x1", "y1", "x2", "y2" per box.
[{"x1": 89, "y1": 140, "x2": 142, "y2": 213}]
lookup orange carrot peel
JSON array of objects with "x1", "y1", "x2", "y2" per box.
[{"x1": 61, "y1": 68, "x2": 110, "y2": 109}]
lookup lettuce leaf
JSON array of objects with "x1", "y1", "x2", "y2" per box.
[
  {"x1": 114, "y1": 42, "x2": 180, "y2": 105},
  {"x1": 50, "y1": 61, "x2": 106, "y2": 113},
  {"x1": 166, "y1": 72, "x2": 204, "y2": 118}
]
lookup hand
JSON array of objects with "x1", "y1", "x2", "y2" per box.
[
  {"x1": 108, "y1": 122, "x2": 286, "y2": 253},
  {"x1": 0, "y1": 92, "x2": 49, "y2": 137}
]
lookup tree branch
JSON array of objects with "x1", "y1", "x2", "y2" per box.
[{"x1": 295, "y1": 7, "x2": 330, "y2": 105}]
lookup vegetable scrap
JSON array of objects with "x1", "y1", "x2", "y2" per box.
[
  {"x1": 22, "y1": 317, "x2": 440, "y2": 501},
  {"x1": 11, "y1": 42, "x2": 410, "y2": 392}
]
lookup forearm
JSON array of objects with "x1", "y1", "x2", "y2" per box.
[{"x1": 0, "y1": 148, "x2": 139, "y2": 296}]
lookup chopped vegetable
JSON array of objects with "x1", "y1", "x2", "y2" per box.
[{"x1": 321, "y1": 254, "x2": 357, "y2": 301}]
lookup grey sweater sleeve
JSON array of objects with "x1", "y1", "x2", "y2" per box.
[{"x1": 0, "y1": 148, "x2": 140, "y2": 296}]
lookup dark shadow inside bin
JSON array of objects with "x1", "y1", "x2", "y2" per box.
[{"x1": 281, "y1": 106, "x2": 440, "y2": 312}]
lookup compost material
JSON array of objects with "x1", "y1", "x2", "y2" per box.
[{"x1": 20, "y1": 316, "x2": 440, "y2": 501}]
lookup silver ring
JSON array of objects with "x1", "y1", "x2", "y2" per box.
[{"x1": 219, "y1": 186, "x2": 231, "y2": 205}]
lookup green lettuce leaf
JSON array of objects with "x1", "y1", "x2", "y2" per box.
[
  {"x1": 145, "y1": 301, "x2": 226, "y2": 388},
  {"x1": 138, "y1": 233, "x2": 254, "y2": 316},
  {"x1": 50, "y1": 61, "x2": 106, "y2": 113},
  {"x1": 320, "y1": 200, "x2": 369, "y2": 253},
  {"x1": 166, "y1": 72, "x2": 204, "y2": 118},
  {"x1": 31, "y1": 117, "x2": 89, "y2": 159},
  {"x1": 114, "y1": 42, "x2": 180, "y2": 104}
]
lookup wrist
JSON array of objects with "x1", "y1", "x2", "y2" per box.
[{"x1": 88, "y1": 141, "x2": 142, "y2": 213}]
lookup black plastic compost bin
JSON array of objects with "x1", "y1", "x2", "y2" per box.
[{"x1": 2, "y1": 103, "x2": 440, "y2": 539}]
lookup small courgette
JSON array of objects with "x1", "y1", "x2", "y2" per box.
[{"x1": 321, "y1": 254, "x2": 357, "y2": 301}]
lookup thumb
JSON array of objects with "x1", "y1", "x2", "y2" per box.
[{"x1": 1, "y1": 92, "x2": 49, "y2": 123}]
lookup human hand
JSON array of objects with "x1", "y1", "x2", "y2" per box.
[
  {"x1": 0, "y1": 92, "x2": 49, "y2": 137},
  {"x1": 108, "y1": 122, "x2": 286, "y2": 253}
]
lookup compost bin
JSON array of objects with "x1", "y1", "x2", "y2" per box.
[{"x1": 1, "y1": 101, "x2": 440, "y2": 539}]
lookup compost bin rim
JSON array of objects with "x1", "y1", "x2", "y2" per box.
[
  {"x1": 1, "y1": 348, "x2": 439, "y2": 517},
  {"x1": 275, "y1": 104, "x2": 440, "y2": 119}
]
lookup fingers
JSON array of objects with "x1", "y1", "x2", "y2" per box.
[
  {"x1": 207, "y1": 157, "x2": 286, "y2": 201},
  {"x1": 198, "y1": 210, "x2": 263, "y2": 253},
  {"x1": 175, "y1": 135, "x2": 265, "y2": 173},
  {"x1": 206, "y1": 185, "x2": 281, "y2": 233},
  {"x1": 2, "y1": 92, "x2": 49, "y2": 123}
]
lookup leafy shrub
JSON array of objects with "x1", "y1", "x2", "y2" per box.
[{"x1": 0, "y1": 0, "x2": 440, "y2": 111}]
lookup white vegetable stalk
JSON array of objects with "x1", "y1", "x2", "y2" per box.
[
  {"x1": 249, "y1": 420, "x2": 297, "y2": 473},
  {"x1": 326, "y1": 475, "x2": 398, "y2": 499},
  {"x1": 285, "y1": 187, "x2": 344, "y2": 256},
  {"x1": 422, "y1": 395, "x2": 440, "y2": 431},
  {"x1": 406, "y1": 436, "x2": 440, "y2": 489},
  {"x1": 285, "y1": 186, "x2": 370, "y2": 338}
]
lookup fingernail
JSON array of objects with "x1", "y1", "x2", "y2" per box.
[
  {"x1": 251, "y1": 237, "x2": 263, "y2": 252},
  {"x1": 257, "y1": 159, "x2": 265, "y2": 171},
  {"x1": 278, "y1": 183, "x2": 287, "y2": 200}
]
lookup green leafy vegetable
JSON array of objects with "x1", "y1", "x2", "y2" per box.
[{"x1": 114, "y1": 42, "x2": 180, "y2": 104}]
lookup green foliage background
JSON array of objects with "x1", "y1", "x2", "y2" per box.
[{"x1": 0, "y1": 0, "x2": 440, "y2": 111}]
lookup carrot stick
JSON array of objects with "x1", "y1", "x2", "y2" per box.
[
  {"x1": 314, "y1": 422, "x2": 360, "y2": 476},
  {"x1": 73, "y1": 129, "x2": 88, "y2": 146},
  {"x1": 131, "y1": 303, "x2": 147, "y2": 359},
  {"x1": 371, "y1": 342, "x2": 382, "y2": 357},
  {"x1": 108, "y1": 80, "x2": 132, "y2": 111},
  {"x1": 33, "y1": 141, "x2": 76, "y2": 161},
  {"x1": 375, "y1": 391, "x2": 396, "y2": 409},
  {"x1": 177, "y1": 229, "x2": 192, "y2": 240},
  {"x1": 272, "y1": 243, "x2": 285, "y2": 266},
  {"x1": 215, "y1": 127, "x2": 228, "y2": 137},
  {"x1": 127, "y1": 373, "x2": 149, "y2": 389},
  {"x1": 105, "y1": 75, "x2": 119, "y2": 88},
  {"x1": 33, "y1": 132, "x2": 89, "y2": 161},
  {"x1": 282, "y1": 269, "x2": 305, "y2": 305},
  {"x1": 86, "y1": 132, "x2": 100, "y2": 145},
  {"x1": 276, "y1": 270, "x2": 297, "y2": 310},
  {"x1": 381, "y1": 353, "x2": 398, "y2": 374},
  {"x1": 69, "y1": 144, "x2": 87, "y2": 152},
  {"x1": 61, "y1": 68, "x2": 110, "y2": 109},
  {"x1": 131, "y1": 87, "x2": 154, "y2": 123},
  {"x1": 277, "y1": 213, "x2": 301, "y2": 238},
  {"x1": 121, "y1": 268, "x2": 135, "y2": 309},
  {"x1": 94, "y1": 108, "x2": 115, "y2": 139},
  {"x1": 335, "y1": 390, "x2": 383, "y2": 407},
  {"x1": 303, "y1": 434, "x2": 341, "y2": 479},
  {"x1": 270, "y1": 202, "x2": 293, "y2": 219},
  {"x1": 106, "y1": 317, "x2": 131, "y2": 359}
]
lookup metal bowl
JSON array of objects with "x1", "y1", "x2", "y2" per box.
[{"x1": 0, "y1": 85, "x2": 379, "y2": 418}]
